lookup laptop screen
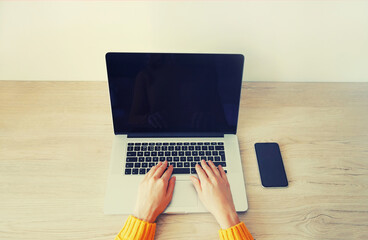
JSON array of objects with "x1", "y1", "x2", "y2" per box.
[{"x1": 106, "y1": 53, "x2": 244, "y2": 135}]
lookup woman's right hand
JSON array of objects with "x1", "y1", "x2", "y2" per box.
[{"x1": 190, "y1": 160, "x2": 240, "y2": 229}]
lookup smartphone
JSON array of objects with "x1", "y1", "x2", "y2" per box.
[{"x1": 255, "y1": 143, "x2": 288, "y2": 187}]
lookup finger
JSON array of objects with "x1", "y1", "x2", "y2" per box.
[
  {"x1": 218, "y1": 165, "x2": 228, "y2": 181},
  {"x1": 161, "y1": 164, "x2": 173, "y2": 181},
  {"x1": 200, "y1": 160, "x2": 216, "y2": 180},
  {"x1": 146, "y1": 161, "x2": 161, "y2": 178},
  {"x1": 153, "y1": 161, "x2": 168, "y2": 178},
  {"x1": 166, "y1": 176, "x2": 176, "y2": 201},
  {"x1": 195, "y1": 162, "x2": 208, "y2": 180},
  {"x1": 190, "y1": 175, "x2": 202, "y2": 194},
  {"x1": 207, "y1": 160, "x2": 221, "y2": 178}
]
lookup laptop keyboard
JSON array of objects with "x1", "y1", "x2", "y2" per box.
[{"x1": 124, "y1": 142, "x2": 227, "y2": 175}]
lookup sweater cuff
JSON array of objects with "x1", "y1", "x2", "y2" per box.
[
  {"x1": 115, "y1": 215, "x2": 156, "y2": 240},
  {"x1": 219, "y1": 222, "x2": 254, "y2": 240}
]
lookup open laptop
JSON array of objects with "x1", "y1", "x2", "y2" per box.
[{"x1": 104, "y1": 52, "x2": 248, "y2": 214}]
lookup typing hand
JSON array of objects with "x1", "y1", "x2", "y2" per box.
[
  {"x1": 190, "y1": 160, "x2": 240, "y2": 229},
  {"x1": 134, "y1": 161, "x2": 176, "y2": 223}
]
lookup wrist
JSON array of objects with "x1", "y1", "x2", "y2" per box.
[
  {"x1": 133, "y1": 211, "x2": 157, "y2": 223},
  {"x1": 216, "y1": 211, "x2": 240, "y2": 229}
]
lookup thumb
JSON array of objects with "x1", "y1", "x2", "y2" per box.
[
  {"x1": 190, "y1": 176, "x2": 202, "y2": 194},
  {"x1": 166, "y1": 176, "x2": 176, "y2": 201}
]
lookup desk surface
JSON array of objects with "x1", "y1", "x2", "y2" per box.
[{"x1": 1, "y1": 81, "x2": 368, "y2": 240}]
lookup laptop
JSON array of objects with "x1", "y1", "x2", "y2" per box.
[{"x1": 104, "y1": 52, "x2": 248, "y2": 214}]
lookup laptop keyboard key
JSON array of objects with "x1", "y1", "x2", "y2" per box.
[
  {"x1": 127, "y1": 152, "x2": 136, "y2": 156},
  {"x1": 132, "y1": 169, "x2": 138, "y2": 175},
  {"x1": 173, "y1": 168, "x2": 190, "y2": 174},
  {"x1": 125, "y1": 169, "x2": 131, "y2": 174},
  {"x1": 215, "y1": 146, "x2": 224, "y2": 150},
  {"x1": 126, "y1": 157, "x2": 137, "y2": 162},
  {"x1": 214, "y1": 162, "x2": 226, "y2": 167},
  {"x1": 139, "y1": 169, "x2": 146, "y2": 174},
  {"x1": 126, "y1": 163, "x2": 134, "y2": 168}
]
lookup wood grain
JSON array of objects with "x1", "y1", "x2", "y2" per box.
[{"x1": 1, "y1": 81, "x2": 367, "y2": 240}]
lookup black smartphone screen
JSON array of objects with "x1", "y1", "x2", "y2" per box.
[{"x1": 255, "y1": 143, "x2": 288, "y2": 187}]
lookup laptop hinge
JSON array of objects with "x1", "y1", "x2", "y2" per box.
[{"x1": 127, "y1": 132, "x2": 224, "y2": 138}]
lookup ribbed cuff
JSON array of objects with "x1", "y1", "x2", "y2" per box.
[
  {"x1": 115, "y1": 215, "x2": 156, "y2": 240},
  {"x1": 219, "y1": 222, "x2": 254, "y2": 240}
]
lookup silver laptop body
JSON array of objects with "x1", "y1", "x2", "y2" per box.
[{"x1": 104, "y1": 53, "x2": 248, "y2": 214}]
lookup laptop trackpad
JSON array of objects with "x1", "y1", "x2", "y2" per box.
[{"x1": 168, "y1": 180, "x2": 197, "y2": 208}]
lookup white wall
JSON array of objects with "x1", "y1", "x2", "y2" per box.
[{"x1": 0, "y1": 1, "x2": 367, "y2": 82}]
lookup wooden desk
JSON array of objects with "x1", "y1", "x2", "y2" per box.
[{"x1": 1, "y1": 81, "x2": 367, "y2": 240}]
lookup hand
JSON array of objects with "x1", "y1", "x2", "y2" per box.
[
  {"x1": 134, "y1": 161, "x2": 176, "y2": 223},
  {"x1": 190, "y1": 160, "x2": 240, "y2": 229}
]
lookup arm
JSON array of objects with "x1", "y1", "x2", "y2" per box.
[
  {"x1": 190, "y1": 160, "x2": 254, "y2": 240},
  {"x1": 115, "y1": 161, "x2": 176, "y2": 240}
]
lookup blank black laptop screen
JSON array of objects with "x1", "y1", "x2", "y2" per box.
[{"x1": 106, "y1": 53, "x2": 244, "y2": 135}]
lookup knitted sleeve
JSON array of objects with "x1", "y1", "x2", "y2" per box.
[
  {"x1": 115, "y1": 215, "x2": 156, "y2": 240},
  {"x1": 219, "y1": 222, "x2": 254, "y2": 240}
]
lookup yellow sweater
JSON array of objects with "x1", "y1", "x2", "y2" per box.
[{"x1": 115, "y1": 215, "x2": 254, "y2": 240}]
